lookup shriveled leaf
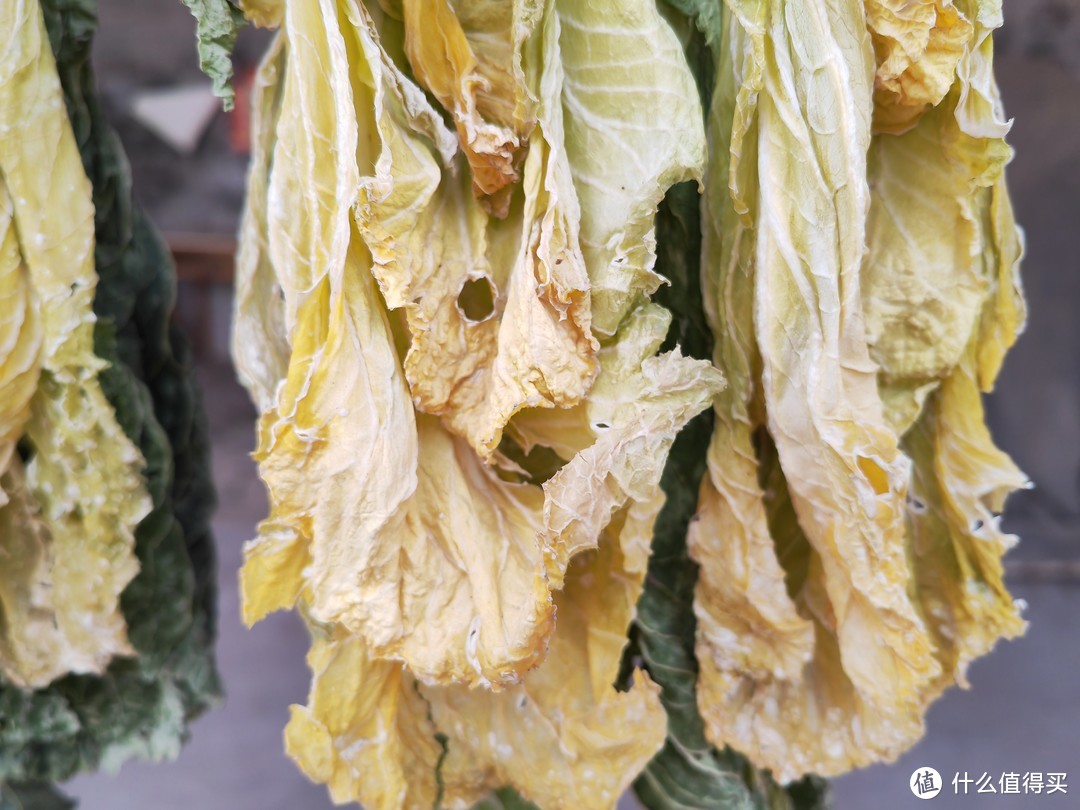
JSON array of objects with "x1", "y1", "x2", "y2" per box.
[
  {"x1": 864, "y1": 0, "x2": 971, "y2": 134},
  {"x1": 0, "y1": 0, "x2": 220, "y2": 782},
  {"x1": 688, "y1": 0, "x2": 815, "y2": 709},
  {"x1": 427, "y1": 510, "x2": 667, "y2": 810},
  {"x1": 692, "y1": 0, "x2": 941, "y2": 781},
  {"x1": 0, "y1": 0, "x2": 147, "y2": 686},
  {"x1": 284, "y1": 626, "x2": 442, "y2": 809},
  {"x1": 180, "y1": 0, "x2": 245, "y2": 108},
  {"x1": 400, "y1": 0, "x2": 535, "y2": 215},
  {"x1": 0, "y1": 179, "x2": 42, "y2": 496}
]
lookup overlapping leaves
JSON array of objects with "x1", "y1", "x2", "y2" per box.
[{"x1": 0, "y1": 0, "x2": 219, "y2": 791}]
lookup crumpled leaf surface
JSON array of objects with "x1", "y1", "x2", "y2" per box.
[
  {"x1": 234, "y1": 0, "x2": 1028, "y2": 801},
  {"x1": 557, "y1": 0, "x2": 706, "y2": 335},
  {"x1": 864, "y1": 0, "x2": 971, "y2": 133},
  {"x1": 686, "y1": 0, "x2": 816, "y2": 709},
  {"x1": 0, "y1": 0, "x2": 147, "y2": 688},
  {"x1": 425, "y1": 529, "x2": 666, "y2": 810},
  {"x1": 234, "y1": 0, "x2": 719, "y2": 805},
  {"x1": 687, "y1": 0, "x2": 1028, "y2": 783},
  {"x1": 237, "y1": 0, "x2": 713, "y2": 687},
  {"x1": 0, "y1": 0, "x2": 220, "y2": 785},
  {"x1": 0, "y1": 181, "x2": 41, "y2": 500},
  {"x1": 400, "y1": 0, "x2": 533, "y2": 214},
  {"x1": 364, "y1": 0, "x2": 597, "y2": 460},
  {"x1": 180, "y1": 0, "x2": 245, "y2": 108}
]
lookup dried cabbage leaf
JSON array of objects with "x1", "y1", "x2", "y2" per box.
[
  {"x1": 556, "y1": 0, "x2": 706, "y2": 336},
  {"x1": 691, "y1": 0, "x2": 943, "y2": 781},
  {"x1": 231, "y1": 32, "x2": 289, "y2": 414},
  {"x1": 0, "y1": 0, "x2": 219, "y2": 782},
  {"x1": 427, "y1": 529, "x2": 666, "y2": 810},
  {"x1": 864, "y1": 0, "x2": 971, "y2": 134},
  {"x1": 180, "y1": 0, "x2": 245, "y2": 108},
  {"x1": 863, "y1": 0, "x2": 1017, "y2": 433},
  {"x1": 747, "y1": 0, "x2": 933, "y2": 718},
  {"x1": 0, "y1": 0, "x2": 147, "y2": 686},
  {"x1": 687, "y1": 0, "x2": 815, "y2": 705},
  {"x1": 282, "y1": 464, "x2": 672, "y2": 810},
  {"x1": 0, "y1": 179, "x2": 41, "y2": 493},
  {"x1": 400, "y1": 0, "x2": 534, "y2": 215},
  {"x1": 362, "y1": 0, "x2": 597, "y2": 460},
  {"x1": 238, "y1": 0, "x2": 282, "y2": 28},
  {"x1": 0, "y1": 178, "x2": 40, "y2": 486},
  {"x1": 630, "y1": 169, "x2": 827, "y2": 808},
  {"x1": 238, "y1": 0, "x2": 718, "y2": 694},
  {"x1": 540, "y1": 303, "x2": 724, "y2": 588},
  {"x1": 237, "y1": 0, "x2": 551, "y2": 687},
  {"x1": 863, "y1": 94, "x2": 992, "y2": 434},
  {"x1": 283, "y1": 625, "x2": 443, "y2": 809},
  {"x1": 904, "y1": 355, "x2": 1026, "y2": 694},
  {"x1": 686, "y1": 0, "x2": 1026, "y2": 783}
]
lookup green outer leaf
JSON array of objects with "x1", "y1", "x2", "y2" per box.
[
  {"x1": 472, "y1": 787, "x2": 541, "y2": 810},
  {"x1": 0, "y1": 781, "x2": 74, "y2": 810},
  {"x1": 0, "y1": 0, "x2": 220, "y2": 788},
  {"x1": 179, "y1": 0, "x2": 245, "y2": 109},
  {"x1": 661, "y1": 0, "x2": 723, "y2": 50}
]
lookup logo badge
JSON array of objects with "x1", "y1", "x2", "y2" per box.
[{"x1": 911, "y1": 767, "x2": 942, "y2": 799}]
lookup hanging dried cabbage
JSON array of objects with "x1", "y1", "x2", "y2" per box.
[
  {"x1": 685, "y1": 0, "x2": 1027, "y2": 785},
  {"x1": 233, "y1": 0, "x2": 723, "y2": 804},
  {"x1": 0, "y1": 0, "x2": 147, "y2": 690},
  {"x1": 0, "y1": 0, "x2": 220, "y2": 795},
  {"x1": 221, "y1": 0, "x2": 1026, "y2": 804}
]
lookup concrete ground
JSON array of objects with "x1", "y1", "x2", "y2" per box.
[{"x1": 61, "y1": 0, "x2": 1080, "y2": 807}]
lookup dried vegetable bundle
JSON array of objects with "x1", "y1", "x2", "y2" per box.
[
  {"x1": 685, "y1": 0, "x2": 1026, "y2": 782},
  {"x1": 0, "y1": 0, "x2": 219, "y2": 802},
  {"x1": 215, "y1": 0, "x2": 1027, "y2": 806}
]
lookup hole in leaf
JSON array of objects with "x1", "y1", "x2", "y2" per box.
[{"x1": 457, "y1": 276, "x2": 495, "y2": 322}]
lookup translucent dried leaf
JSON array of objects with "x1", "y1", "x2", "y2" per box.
[
  {"x1": 427, "y1": 534, "x2": 666, "y2": 810},
  {"x1": 557, "y1": 0, "x2": 706, "y2": 335},
  {"x1": 541, "y1": 303, "x2": 724, "y2": 589},
  {"x1": 0, "y1": 180, "x2": 42, "y2": 495},
  {"x1": 905, "y1": 354, "x2": 1027, "y2": 693},
  {"x1": 238, "y1": 0, "x2": 715, "y2": 693},
  {"x1": 692, "y1": 0, "x2": 1026, "y2": 782},
  {"x1": 863, "y1": 96, "x2": 991, "y2": 433},
  {"x1": 688, "y1": 0, "x2": 815, "y2": 698},
  {"x1": 232, "y1": 32, "x2": 289, "y2": 413}
]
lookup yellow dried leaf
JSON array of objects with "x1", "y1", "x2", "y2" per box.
[
  {"x1": 0, "y1": 0, "x2": 148, "y2": 686},
  {"x1": 284, "y1": 625, "x2": 442, "y2": 809},
  {"x1": 426, "y1": 495, "x2": 667, "y2": 810},
  {"x1": 865, "y1": 0, "x2": 972, "y2": 134},
  {"x1": 693, "y1": 0, "x2": 941, "y2": 780},
  {"x1": 401, "y1": 0, "x2": 534, "y2": 214}
]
